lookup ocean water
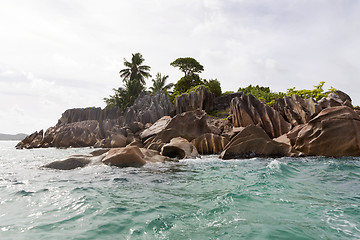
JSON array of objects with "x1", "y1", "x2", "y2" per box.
[{"x1": 0, "y1": 141, "x2": 359, "y2": 240}]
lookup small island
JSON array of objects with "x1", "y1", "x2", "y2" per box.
[{"x1": 16, "y1": 53, "x2": 360, "y2": 170}]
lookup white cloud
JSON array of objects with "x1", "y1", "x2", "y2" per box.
[{"x1": 0, "y1": 0, "x2": 360, "y2": 133}]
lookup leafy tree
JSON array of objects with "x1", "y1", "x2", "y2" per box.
[
  {"x1": 204, "y1": 79, "x2": 222, "y2": 97},
  {"x1": 149, "y1": 73, "x2": 174, "y2": 94},
  {"x1": 173, "y1": 74, "x2": 203, "y2": 95},
  {"x1": 170, "y1": 57, "x2": 204, "y2": 76},
  {"x1": 104, "y1": 53, "x2": 151, "y2": 110}
]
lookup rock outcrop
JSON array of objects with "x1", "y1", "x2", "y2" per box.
[
  {"x1": 175, "y1": 86, "x2": 214, "y2": 114},
  {"x1": 56, "y1": 107, "x2": 122, "y2": 127},
  {"x1": 161, "y1": 137, "x2": 199, "y2": 159},
  {"x1": 294, "y1": 106, "x2": 360, "y2": 157},
  {"x1": 230, "y1": 93, "x2": 291, "y2": 138},
  {"x1": 124, "y1": 92, "x2": 174, "y2": 125},
  {"x1": 220, "y1": 125, "x2": 302, "y2": 160},
  {"x1": 16, "y1": 92, "x2": 174, "y2": 149},
  {"x1": 16, "y1": 130, "x2": 44, "y2": 149},
  {"x1": 214, "y1": 92, "x2": 244, "y2": 112},
  {"x1": 191, "y1": 133, "x2": 229, "y2": 155},
  {"x1": 318, "y1": 91, "x2": 353, "y2": 109},
  {"x1": 144, "y1": 110, "x2": 213, "y2": 151},
  {"x1": 273, "y1": 95, "x2": 322, "y2": 126}
]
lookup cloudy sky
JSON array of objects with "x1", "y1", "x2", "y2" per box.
[{"x1": 1, "y1": 0, "x2": 359, "y2": 134}]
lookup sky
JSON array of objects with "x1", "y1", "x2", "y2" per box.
[{"x1": 1, "y1": 0, "x2": 360, "y2": 134}]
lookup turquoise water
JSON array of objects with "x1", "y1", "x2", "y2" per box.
[{"x1": 0, "y1": 141, "x2": 359, "y2": 239}]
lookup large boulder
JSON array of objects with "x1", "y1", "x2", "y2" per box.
[
  {"x1": 230, "y1": 93, "x2": 291, "y2": 138},
  {"x1": 273, "y1": 95, "x2": 322, "y2": 126},
  {"x1": 43, "y1": 150, "x2": 108, "y2": 170},
  {"x1": 102, "y1": 146, "x2": 170, "y2": 167},
  {"x1": 140, "y1": 116, "x2": 172, "y2": 141},
  {"x1": 294, "y1": 106, "x2": 360, "y2": 157},
  {"x1": 192, "y1": 133, "x2": 229, "y2": 155},
  {"x1": 175, "y1": 86, "x2": 214, "y2": 114},
  {"x1": 144, "y1": 110, "x2": 213, "y2": 151},
  {"x1": 124, "y1": 92, "x2": 174, "y2": 125},
  {"x1": 220, "y1": 125, "x2": 302, "y2": 160},
  {"x1": 102, "y1": 146, "x2": 147, "y2": 167},
  {"x1": 161, "y1": 137, "x2": 199, "y2": 159}
]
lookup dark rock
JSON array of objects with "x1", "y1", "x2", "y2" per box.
[
  {"x1": 318, "y1": 91, "x2": 353, "y2": 109},
  {"x1": 175, "y1": 86, "x2": 214, "y2": 114},
  {"x1": 144, "y1": 110, "x2": 213, "y2": 151},
  {"x1": 294, "y1": 106, "x2": 360, "y2": 157},
  {"x1": 161, "y1": 137, "x2": 199, "y2": 159},
  {"x1": 191, "y1": 133, "x2": 229, "y2": 154},
  {"x1": 16, "y1": 130, "x2": 43, "y2": 149},
  {"x1": 273, "y1": 95, "x2": 322, "y2": 126},
  {"x1": 43, "y1": 153, "x2": 106, "y2": 170},
  {"x1": 56, "y1": 107, "x2": 122, "y2": 127},
  {"x1": 220, "y1": 125, "x2": 302, "y2": 160},
  {"x1": 230, "y1": 93, "x2": 291, "y2": 138},
  {"x1": 274, "y1": 124, "x2": 306, "y2": 146},
  {"x1": 45, "y1": 120, "x2": 101, "y2": 148},
  {"x1": 214, "y1": 92, "x2": 244, "y2": 112},
  {"x1": 124, "y1": 92, "x2": 174, "y2": 125}
]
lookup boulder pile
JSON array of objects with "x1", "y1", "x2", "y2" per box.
[{"x1": 16, "y1": 89, "x2": 360, "y2": 170}]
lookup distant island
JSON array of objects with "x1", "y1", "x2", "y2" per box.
[{"x1": 0, "y1": 133, "x2": 28, "y2": 141}]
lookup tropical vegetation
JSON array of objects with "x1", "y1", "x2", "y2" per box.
[{"x1": 104, "y1": 53, "x2": 151, "y2": 110}]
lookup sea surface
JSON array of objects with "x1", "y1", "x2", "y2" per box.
[{"x1": 0, "y1": 141, "x2": 359, "y2": 239}]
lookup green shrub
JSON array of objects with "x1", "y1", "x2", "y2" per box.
[
  {"x1": 285, "y1": 81, "x2": 336, "y2": 101},
  {"x1": 238, "y1": 85, "x2": 285, "y2": 105}
]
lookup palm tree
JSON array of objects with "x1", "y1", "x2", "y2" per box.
[
  {"x1": 150, "y1": 72, "x2": 174, "y2": 94},
  {"x1": 105, "y1": 53, "x2": 151, "y2": 111},
  {"x1": 119, "y1": 53, "x2": 151, "y2": 85}
]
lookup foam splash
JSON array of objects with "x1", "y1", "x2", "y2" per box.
[{"x1": 267, "y1": 159, "x2": 282, "y2": 170}]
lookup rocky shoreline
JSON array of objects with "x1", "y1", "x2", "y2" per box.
[{"x1": 16, "y1": 86, "x2": 360, "y2": 170}]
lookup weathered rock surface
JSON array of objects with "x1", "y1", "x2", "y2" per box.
[
  {"x1": 43, "y1": 150, "x2": 109, "y2": 170},
  {"x1": 140, "y1": 116, "x2": 172, "y2": 141},
  {"x1": 175, "y1": 86, "x2": 214, "y2": 114},
  {"x1": 192, "y1": 133, "x2": 229, "y2": 155},
  {"x1": 43, "y1": 120, "x2": 101, "y2": 148},
  {"x1": 220, "y1": 125, "x2": 302, "y2": 160},
  {"x1": 144, "y1": 110, "x2": 213, "y2": 151},
  {"x1": 317, "y1": 90, "x2": 353, "y2": 109},
  {"x1": 124, "y1": 92, "x2": 174, "y2": 125},
  {"x1": 274, "y1": 124, "x2": 306, "y2": 146},
  {"x1": 230, "y1": 93, "x2": 291, "y2": 138},
  {"x1": 273, "y1": 95, "x2": 322, "y2": 126},
  {"x1": 102, "y1": 146, "x2": 171, "y2": 167},
  {"x1": 214, "y1": 92, "x2": 244, "y2": 112},
  {"x1": 16, "y1": 130, "x2": 44, "y2": 149},
  {"x1": 102, "y1": 146, "x2": 147, "y2": 167},
  {"x1": 161, "y1": 137, "x2": 199, "y2": 159},
  {"x1": 294, "y1": 106, "x2": 360, "y2": 157},
  {"x1": 56, "y1": 107, "x2": 122, "y2": 127}
]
